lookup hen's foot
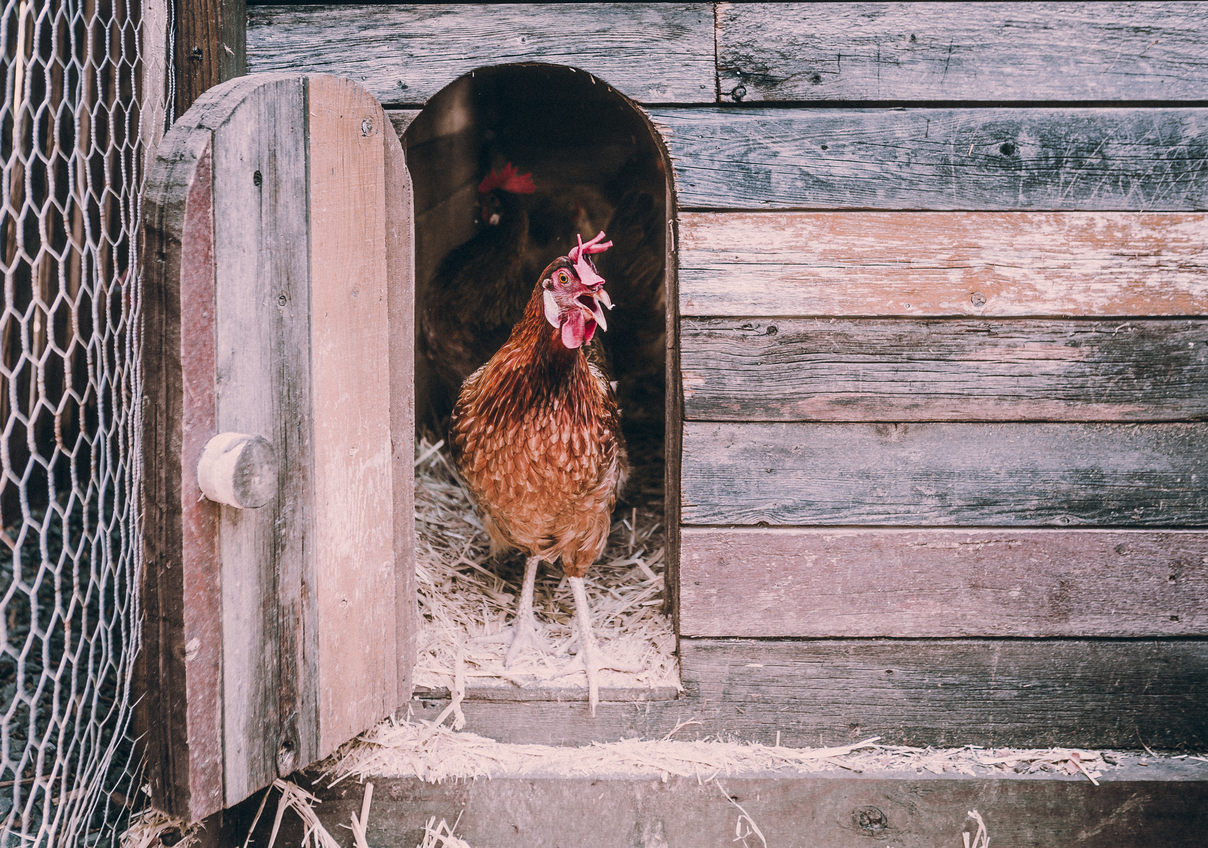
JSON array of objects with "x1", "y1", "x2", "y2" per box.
[
  {"x1": 563, "y1": 576, "x2": 645, "y2": 715},
  {"x1": 505, "y1": 606, "x2": 545, "y2": 667}
]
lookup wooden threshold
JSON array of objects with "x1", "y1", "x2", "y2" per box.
[{"x1": 229, "y1": 766, "x2": 1208, "y2": 848}]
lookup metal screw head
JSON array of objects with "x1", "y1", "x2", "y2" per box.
[
  {"x1": 361, "y1": 118, "x2": 374, "y2": 137},
  {"x1": 970, "y1": 291, "x2": 987, "y2": 307},
  {"x1": 855, "y1": 806, "x2": 888, "y2": 832}
]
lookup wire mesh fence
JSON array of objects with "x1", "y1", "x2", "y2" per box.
[{"x1": 2, "y1": 0, "x2": 165, "y2": 843}]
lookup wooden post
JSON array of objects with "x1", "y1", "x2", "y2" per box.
[{"x1": 174, "y1": 0, "x2": 246, "y2": 118}]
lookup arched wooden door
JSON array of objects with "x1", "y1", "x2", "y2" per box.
[{"x1": 140, "y1": 73, "x2": 415, "y2": 822}]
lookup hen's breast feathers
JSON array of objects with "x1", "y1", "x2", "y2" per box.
[{"x1": 450, "y1": 319, "x2": 627, "y2": 577}]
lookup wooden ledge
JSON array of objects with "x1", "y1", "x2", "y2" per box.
[{"x1": 230, "y1": 767, "x2": 1208, "y2": 848}]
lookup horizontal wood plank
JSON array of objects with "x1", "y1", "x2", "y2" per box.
[
  {"x1": 250, "y1": 772, "x2": 1208, "y2": 848},
  {"x1": 399, "y1": 639, "x2": 1208, "y2": 749},
  {"x1": 677, "y1": 211, "x2": 1208, "y2": 317},
  {"x1": 718, "y1": 2, "x2": 1208, "y2": 102},
  {"x1": 681, "y1": 422, "x2": 1208, "y2": 526},
  {"x1": 678, "y1": 527, "x2": 1208, "y2": 637},
  {"x1": 246, "y1": 4, "x2": 715, "y2": 106},
  {"x1": 681, "y1": 317, "x2": 1208, "y2": 421},
  {"x1": 649, "y1": 107, "x2": 1208, "y2": 210},
  {"x1": 679, "y1": 638, "x2": 1208, "y2": 749}
]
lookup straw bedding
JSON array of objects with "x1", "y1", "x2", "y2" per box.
[{"x1": 411, "y1": 435, "x2": 678, "y2": 700}]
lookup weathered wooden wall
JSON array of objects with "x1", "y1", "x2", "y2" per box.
[{"x1": 247, "y1": 2, "x2": 1208, "y2": 752}]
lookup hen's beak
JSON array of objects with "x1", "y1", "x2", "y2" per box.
[{"x1": 578, "y1": 288, "x2": 612, "y2": 333}]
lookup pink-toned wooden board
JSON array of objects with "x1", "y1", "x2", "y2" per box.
[{"x1": 678, "y1": 211, "x2": 1208, "y2": 317}]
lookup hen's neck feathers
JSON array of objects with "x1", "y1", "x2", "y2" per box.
[{"x1": 467, "y1": 277, "x2": 603, "y2": 417}]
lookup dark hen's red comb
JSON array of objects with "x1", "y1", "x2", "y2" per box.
[{"x1": 478, "y1": 163, "x2": 536, "y2": 195}]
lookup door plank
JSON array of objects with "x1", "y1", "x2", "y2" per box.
[
  {"x1": 649, "y1": 108, "x2": 1208, "y2": 210},
  {"x1": 718, "y1": 2, "x2": 1208, "y2": 102},
  {"x1": 677, "y1": 211, "x2": 1208, "y2": 317},
  {"x1": 681, "y1": 422, "x2": 1208, "y2": 526},
  {"x1": 681, "y1": 317, "x2": 1208, "y2": 421},
  {"x1": 679, "y1": 527, "x2": 1208, "y2": 637},
  {"x1": 210, "y1": 75, "x2": 314, "y2": 803},
  {"x1": 307, "y1": 75, "x2": 398, "y2": 758},
  {"x1": 141, "y1": 133, "x2": 223, "y2": 819}
]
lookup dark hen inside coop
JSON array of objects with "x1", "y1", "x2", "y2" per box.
[{"x1": 402, "y1": 64, "x2": 677, "y2": 701}]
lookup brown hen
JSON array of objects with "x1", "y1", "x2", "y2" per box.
[{"x1": 449, "y1": 232, "x2": 633, "y2": 713}]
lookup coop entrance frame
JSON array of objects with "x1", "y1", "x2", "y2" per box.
[{"x1": 403, "y1": 62, "x2": 681, "y2": 624}]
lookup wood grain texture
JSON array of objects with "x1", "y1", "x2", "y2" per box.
[
  {"x1": 246, "y1": 3, "x2": 715, "y2": 106},
  {"x1": 681, "y1": 422, "x2": 1208, "y2": 526},
  {"x1": 140, "y1": 123, "x2": 222, "y2": 821},
  {"x1": 648, "y1": 107, "x2": 1208, "y2": 210},
  {"x1": 399, "y1": 638, "x2": 1208, "y2": 749},
  {"x1": 249, "y1": 773, "x2": 1208, "y2": 848},
  {"x1": 209, "y1": 75, "x2": 314, "y2": 803},
  {"x1": 307, "y1": 75, "x2": 398, "y2": 758},
  {"x1": 681, "y1": 317, "x2": 1208, "y2": 422},
  {"x1": 718, "y1": 2, "x2": 1208, "y2": 103},
  {"x1": 173, "y1": 0, "x2": 245, "y2": 117},
  {"x1": 384, "y1": 94, "x2": 418, "y2": 713},
  {"x1": 173, "y1": 143, "x2": 223, "y2": 818},
  {"x1": 677, "y1": 211, "x2": 1208, "y2": 317},
  {"x1": 142, "y1": 74, "x2": 417, "y2": 817},
  {"x1": 679, "y1": 638, "x2": 1208, "y2": 749},
  {"x1": 678, "y1": 527, "x2": 1208, "y2": 637}
]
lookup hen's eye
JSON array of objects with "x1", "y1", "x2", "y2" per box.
[{"x1": 556, "y1": 270, "x2": 571, "y2": 285}]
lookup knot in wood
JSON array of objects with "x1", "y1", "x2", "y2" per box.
[{"x1": 854, "y1": 806, "x2": 888, "y2": 833}]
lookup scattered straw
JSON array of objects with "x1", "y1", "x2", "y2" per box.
[
  {"x1": 320, "y1": 717, "x2": 1203, "y2": 789},
  {"x1": 716, "y1": 780, "x2": 767, "y2": 848},
  {"x1": 413, "y1": 435, "x2": 678, "y2": 698},
  {"x1": 419, "y1": 816, "x2": 474, "y2": 848},
  {"x1": 247, "y1": 779, "x2": 342, "y2": 848},
  {"x1": 120, "y1": 809, "x2": 201, "y2": 848},
  {"x1": 963, "y1": 809, "x2": 990, "y2": 848}
]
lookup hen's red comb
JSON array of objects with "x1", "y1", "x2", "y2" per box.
[
  {"x1": 568, "y1": 231, "x2": 613, "y2": 263},
  {"x1": 478, "y1": 163, "x2": 536, "y2": 195},
  {"x1": 568, "y1": 231, "x2": 612, "y2": 288}
]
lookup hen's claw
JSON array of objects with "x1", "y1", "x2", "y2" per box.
[{"x1": 505, "y1": 607, "x2": 544, "y2": 667}]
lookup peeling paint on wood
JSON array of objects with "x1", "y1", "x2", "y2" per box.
[
  {"x1": 718, "y1": 2, "x2": 1208, "y2": 102},
  {"x1": 681, "y1": 422, "x2": 1208, "y2": 526},
  {"x1": 247, "y1": 3, "x2": 715, "y2": 106},
  {"x1": 680, "y1": 638, "x2": 1208, "y2": 749},
  {"x1": 651, "y1": 108, "x2": 1208, "y2": 210},
  {"x1": 681, "y1": 317, "x2": 1208, "y2": 421},
  {"x1": 678, "y1": 211, "x2": 1208, "y2": 316}
]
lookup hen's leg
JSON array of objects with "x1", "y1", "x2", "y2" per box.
[
  {"x1": 505, "y1": 555, "x2": 543, "y2": 666},
  {"x1": 568, "y1": 575, "x2": 642, "y2": 715}
]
